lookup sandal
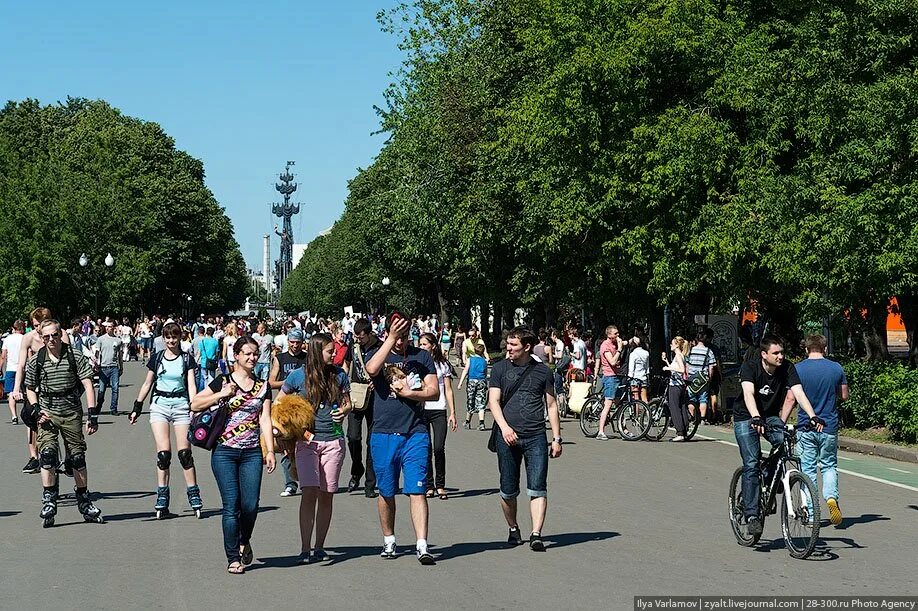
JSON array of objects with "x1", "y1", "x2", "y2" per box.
[
  {"x1": 227, "y1": 561, "x2": 245, "y2": 574},
  {"x1": 240, "y1": 543, "x2": 253, "y2": 565},
  {"x1": 437, "y1": 489, "x2": 448, "y2": 500},
  {"x1": 425, "y1": 490, "x2": 436, "y2": 499}
]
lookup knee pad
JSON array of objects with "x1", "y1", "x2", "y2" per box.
[
  {"x1": 69, "y1": 452, "x2": 86, "y2": 471},
  {"x1": 39, "y1": 448, "x2": 59, "y2": 470},
  {"x1": 156, "y1": 450, "x2": 172, "y2": 471},
  {"x1": 177, "y1": 448, "x2": 194, "y2": 470}
]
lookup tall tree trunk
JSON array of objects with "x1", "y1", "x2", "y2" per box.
[
  {"x1": 864, "y1": 299, "x2": 890, "y2": 361},
  {"x1": 458, "y1": 297, "x2": 472, "y2": 330},
  {"x1": 491, "y1": 302, "x2": 502, "y2": 343},
  {"x1": 649, "y1": 303, "x2": 666, "y2": 373}
]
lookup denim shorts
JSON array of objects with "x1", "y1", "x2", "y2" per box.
[
  {"x1": 602, "y1": 375, "x2": 620, "y2": 400},
  {"x1": 370, "y1": 431, "x2": 430, "y2": 497},
  {"x1": 495, "y1": 432, "x2": 548, "y2": 499},
  {"x1": 150, "y1": 400, "x2": 191, "y2": 425},
  {"x1": 4, "y1": 371, "x2": 15, "y2": 394},
  {"x1": 687, "y1": 389, "x2": 709, "y2": 405}
]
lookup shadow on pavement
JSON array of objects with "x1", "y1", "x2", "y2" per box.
[
  {"x1": 754, "y1": 533, "x2": 864, "y2": 559},
  {"x1": 95, "y1": 490, "x2": 156, "y2": 500},
  {"x1": 103, "y1": 505, "x2": 278, "y2": 523},
  {"x1": 835, "y1": 513, "x2": 889, "y2": 530},
  {"x1": 252, "y1": 545, "x2": 381, "y2": 569},
  {"x1": 0, "y1": 511, "x2": 21, "y2": 518},
  {"x1": 447, "y1": 488, "x2": 499, "y2": 498},
  {"x1": 907, "y1": 505, "x2": 917, "y2": 512}
]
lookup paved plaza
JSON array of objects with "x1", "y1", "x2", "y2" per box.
[{"x1": 1, "y1": 362, "x2": 916, "y2": 609}]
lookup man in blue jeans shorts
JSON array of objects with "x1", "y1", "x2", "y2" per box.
[
  {"x1": 736, "y1": 335, "x2": 823, "y2": 537},
  {"x1": 365, "y1": 313, "x2": 439, "y2": 565},
  {"x1": 794, "y1": 334, "x2": 848, "y2": 526},
  {"x1": 489, "y1": 327, "x2": 562, "y2": 552}
]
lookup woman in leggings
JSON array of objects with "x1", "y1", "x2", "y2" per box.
[
  {"x1": 191, "y1": 336, "x2": 276, "y2": 574},
  {"x1": 662, "y1": 336, "x2": 690, "y2": 442},
  {"x1": 419, "y1": 333, "x2": 457, "y2": 499},
  {"x1": 276, "y1": 332, "x2": 351, "y2": 563},
  {"x1": 130, "y1": 322, "x2": 203, "y2": 518}
]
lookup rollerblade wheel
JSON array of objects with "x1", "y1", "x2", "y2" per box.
[
  {"x1": 156, "y1": 509, "x2": 166, "y2": 520},
  {"x1": 85, "y1": 515, "x2": 104, "y2": 524},
  {"x1": 42, "y1": 517, "x2": 55, "y2": 528},
  {"x1": 195, "y1": 508, "x2": 202, "y2": 519}
]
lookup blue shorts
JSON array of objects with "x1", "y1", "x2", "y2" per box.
[
  {"x1": 4, "y1": 371, "x2": 15, "y2": 394},
  {"x1": 602, "y1": 375, "x2": 620, "y2": 400},
  {"x1": 687, "y1": 389, "x2": 709, "y2": 405},
  {"x1": 370, "y1": 431, "x2": 430, "y2": 497}
]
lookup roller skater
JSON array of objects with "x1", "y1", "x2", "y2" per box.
[
  {"x1": 24, "y1": 319, "x2": 101, "y2": 529},
  {"x1": 131, "y1": 322, "x2": 204, "y2": 519},
  {"x1": 154, "y1": 485, "x2": 170, "y2": 519}
]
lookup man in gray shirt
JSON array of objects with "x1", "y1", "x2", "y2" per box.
[{"x1": 94, "y1": 321, "x2": 123, "y2": 416}]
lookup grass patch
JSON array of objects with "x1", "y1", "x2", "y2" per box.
[{"x1": 839, "y1": 427, "x2": 918, "y2": 450}]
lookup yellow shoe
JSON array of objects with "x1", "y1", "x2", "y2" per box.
[{"x1": 827, "y1": 498, "x2": 842, "y2": 526}]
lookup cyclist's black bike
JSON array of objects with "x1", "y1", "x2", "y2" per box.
[
  {"x1": 728, "y1": 423, "x2": 820, "y2": 559},
  {"x1": 579, "y1": 376, "x2": 651, "y2": 440},
  {"x1": 645, "y1": 377, "x2": 699, "y2": 441}
]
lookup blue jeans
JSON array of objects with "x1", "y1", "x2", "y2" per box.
[
  {"x1": 211, "y1": 445, "x2": 264, "y2": 563},
  {"x1": 798, "y1": 430, "x2": 839, "y2": 502},
  {"x1": 496, "y1": 432, "x2": 549, "y2": 499},
  {"x1": 734, "y1": 416, "x2": 784, "y2": 518},
  {"x1": 97, "y1": 366, "x2": 120, "y2": 413}
]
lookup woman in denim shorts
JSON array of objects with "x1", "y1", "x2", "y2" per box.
[{"x1": 130, "y1": 322, "x2": 204, "y2": 519}]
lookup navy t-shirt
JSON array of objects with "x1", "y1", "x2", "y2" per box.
[
  {"x1": 364, "y1": 345, "x2": 435, "y2": 435},
  {"x1": 795, "y1": 358, "x2": 846, "y2": 435}
]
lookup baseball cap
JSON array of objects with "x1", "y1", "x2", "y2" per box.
[{"x1": 287, "y1": 328, "x2": 305, "y2": 342}]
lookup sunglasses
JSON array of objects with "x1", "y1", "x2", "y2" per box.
[{"x1": 41, "y1": 331, "x2": 62, "y2": 341}]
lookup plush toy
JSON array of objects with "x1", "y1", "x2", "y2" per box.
[
  {"x1": 384, "y1": 365, "x2": 422, "y2": 390},
  {"x1": 261, "y1": 393, "x2": 316, "y2": 481}
]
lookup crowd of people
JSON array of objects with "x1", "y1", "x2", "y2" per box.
[{"x1": 0, "y1": 305, "x2": 849, "y2": 570}]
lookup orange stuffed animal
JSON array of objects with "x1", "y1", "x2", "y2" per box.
[{"x1": 261, "y1": 394, "x2": 316, "y2": 481}]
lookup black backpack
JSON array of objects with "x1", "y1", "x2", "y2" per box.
[
  {"x1": 35, "y1": 344, "x2": 85, "y2": 398},
  {"x1": 150, "y1": 349, "x2": 197, "y2": 402}
]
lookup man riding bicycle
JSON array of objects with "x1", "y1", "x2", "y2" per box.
[{"x1": 736, "y1": 335, "x2": 824, "y2": 536}]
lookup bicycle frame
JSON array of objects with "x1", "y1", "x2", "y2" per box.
[{"x1": 760, "y1": 424, "x2": 805, "y2": 520}]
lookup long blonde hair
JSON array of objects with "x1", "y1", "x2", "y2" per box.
[
  {"x1": 224, "y1": 322, "x2": 238, "y2": 338},
  {"x1": 672, "y1": 336, "x2": 689, "y2": 357}
]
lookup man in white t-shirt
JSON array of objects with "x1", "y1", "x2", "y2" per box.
[
  {"x1": 570, "y1": 327, "x2": 587, "y2": 371},
  {"x1": 3, "y1": 321, "x2": 26, "y2": 423}
]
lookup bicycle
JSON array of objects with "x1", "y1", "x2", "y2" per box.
[
  {"x1": 728, "y1": 422, "x2": 821, "y2": 559},
  {"x1": 645, "y1": 378, "x2": 700, "y2": 441},
  {"x1": 579, "y1": 376, "x2": 651, "y2": 440}
]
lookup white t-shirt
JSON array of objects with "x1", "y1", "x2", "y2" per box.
[
  {"x1": 3, "y1": 333, "x2": 24, "y2": 372},
  {"x1": 274, "y1": 334, "x2": 288, "y2": 353},
  {"x1": 628, "y1": 347, "x2": 650, "y2": 382},
  {"x1": 139, "y1": 323, "x2": 153, "y2": 339},
  {"x1": 223, "y1": 336, "x2": 236, "y2": 361},
  {"x1": 571, "y1": 339, "x2": 587, "y2": 370},
  {"x1": 424, "y1": 360, "x2": 453, "y2": 411},
  {"x1": 119, "y1": 324, "x2": 132, "y2": 340}
]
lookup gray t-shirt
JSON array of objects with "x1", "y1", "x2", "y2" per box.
[
  {"x1": 489, "y1": 357, "x2": 555, "y2": 437},
  {"x1": 95, "y1": 334, "x2": 123, "y2": 367}
]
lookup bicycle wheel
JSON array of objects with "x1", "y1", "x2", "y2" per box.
[
  {"x1": 579, "y1": 398, "x2": 602, "y2": 437},
  {"x1": 684, "y1": 408, "x2": 701, "y2": 441},
  {"x1": 646, "y1": 398, "x2": 669, "y2": 441},
  {"x1": 728, "y1": 467, "x2": 761, "y2": 547},
  {"x1": 617, "y1": 400, "x2": 651, "y2": 441},
  {"x1": 781, "y1": 471, "x2": 821, "y2": 559}
]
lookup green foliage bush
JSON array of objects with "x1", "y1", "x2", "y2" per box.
[{"x1": 839, "y1": 360, "x2": 918, "y2": 443}]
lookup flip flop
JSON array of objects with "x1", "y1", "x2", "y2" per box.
[
  {"x1": 425, "y1": 490, "x2": 436, "y2": 498},
  {"x1": 240, "y1": 544, "x2": 253, "y2": 565},
  {"x1": 437, "y1": 490, "x2": 448, "y2": 500},
  {"x1": 227, "y1": 561, "x2": 245, "y2": 575}
]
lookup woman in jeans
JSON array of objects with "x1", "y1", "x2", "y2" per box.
[
  {"x1": 662, "y1": 336, "x2": 690, "y2": 442},
  {"x1": 419, "y1": 333, "x2": 458, "y2": 499},
  {"x1": 276, "y1": 332, "x2": 351, "y2": 564},
  {"x1": 191, "y1": 336, "x2": 276, "y2": 574}
]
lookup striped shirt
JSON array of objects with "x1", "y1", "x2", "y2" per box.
[
  {"x1": 24, "y1": 347, "x2": 94, "y2": 414},
  {"x1": 686, "y1": 346, "x2": 715, "y2": 377}
]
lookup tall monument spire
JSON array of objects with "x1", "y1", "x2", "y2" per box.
[{"x1": 272, "y1": 160, "x2": 303, "y2": 293}]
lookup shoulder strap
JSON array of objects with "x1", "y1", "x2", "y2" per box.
[
  {"x1": 36, "y1": 346, "x2": 48, "y2": 386},
  {"x1": 64, "y1": 344, "x2": 78, "y2": 377},
  {"x1": 352, "y1": 343, "x2": 368, "y2": 381},
  {"x1": 500, "y1": 359, "x2": 538, "y2": 408}
]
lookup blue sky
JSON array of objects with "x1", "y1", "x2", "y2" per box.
[{"x1": 1, "y1": 0, "x2": 403, "y2": 269}]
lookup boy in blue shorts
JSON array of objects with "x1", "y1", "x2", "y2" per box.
[{"x1": 365, "y1": 313, "x2": 440, "y2": 564}]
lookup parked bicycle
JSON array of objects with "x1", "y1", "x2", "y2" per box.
[
  {"x1": 579, "y1": 376, "x2": 651, "y2": 440},
  {"x1": 728, "y1": 422, "x2": 821, "y2": 559},
  {"x1": 645, "y1": 375, "x2": 699, "y2": 441}
]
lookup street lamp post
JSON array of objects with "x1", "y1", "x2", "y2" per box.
[
  {"x1": 381, "y1": 277, "x2": 390, "y2": 317},
  {"x1": 79, "y1": 252, "x2": 115, "y2": 317}
]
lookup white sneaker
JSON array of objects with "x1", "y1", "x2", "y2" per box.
[
  {"x1": 671, "y1": 435, "x2": 685, "y2": 442},
  {"x1": 280, "y1": 485, "x2": 299, "y2": 497},
  {"x1": 380, "y1": 541, "x2": 398, "y2": 559},
  {"x1": 596, "y1": 432, "x2": 609, "y2": 440}
]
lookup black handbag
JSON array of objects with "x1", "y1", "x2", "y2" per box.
[{"x1": 488, "y1": 358, "x2": 538, "y2": 453}]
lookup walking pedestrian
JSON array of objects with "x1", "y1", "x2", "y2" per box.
[
  {"x1": 794, "y1": 334, "x2": 848, "y2": 526},
  {"x1": 419, "y1": 333, "x2": 457, "y2": 499},
  {"x1": 190, "y1": 336, "x2": 276, "y2": 574},
  {"x1": 488, "y1": 327, "x2": 562, "y2": 551},
  {"x1": 277, "y1": 332, "x2": 351, "y2": 563},
  {"x1": 345, "y1": 318, "x2": 379, "y2": 497},
  {"x1": 364, "y1": 314, "x2": 439, "y2": 564},
  {"x1": 627, "y1": 335, "x2": 650, "y2": 404},
  {"x1": 24, "y1": 320, "x2": 103, "y2": 527},
  {"x1": 94, "y1": 321, "x2": 124, "y2": 416},
  {"x1": 461, "y1": 325, "x2": 489, "y2": 366},
  {"x1": 686, "y1": 331, "x2": 715, "y2": 424},
  {"x1": 457, "y1": 343, "x2": 488, "y2": 430},
  {"x1": 198, "y1": 327, "x2": 220, "y2": 388},
  {"x1": 662, "y1": 337, "x2": 690, "y2": 442},
  {"x1": 221, "y1": 322, "x2": 239, "y2": 374},
  {"x1": 3, "y1": 320, "x2": 25, "y2": 424},
  {"x1": 130, "y1": 322, "x2": 204, "y2": 519},
  {"x1": 268, "y1": 328, "x2": 308, "y2": 496},
  {"x1": 251, "y1": 322, "x2": 273, "y2": 381},
  {"x1": 118, "y1": 317, "x2": 133, "y2": 362}
]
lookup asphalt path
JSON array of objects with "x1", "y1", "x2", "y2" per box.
[{"x1": 1, "y1": 362, "x2": 915, "y2": 610}]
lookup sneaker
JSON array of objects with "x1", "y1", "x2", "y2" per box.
[
  {"x1": 416, "y1": 547, "x2": 436, "y2": 565},
  {"x1": 477, "y1": 423, "x2": 486, "y2": 431},
  {"x1": 365, "y1": 488, "x2": 379, "y2": 499},
  {"x1": 110, "y1": 410, "x2": 120, "y2": 417},
  {"x1": 311, "y1": 549, "x2": 329, "y2": 562},
  {"x1": 671, "y1": 435, "x2": 685, "y2": 442},
  {"x1": 380, "y1": 541, "x2": 398, "y2": 559},
  {"x1": 11, "y1": 417, "x2": 18, "y2": 425},
  {"x1": 596, "y1": 432, "x2": 609, "y2": 440},
  {"x1": 827, "y1": 498, "x2": 843, "y2": 526},
  {"x1": 507, "y1": 527, "x2": 523, "y2": 546},
  {"x1": 529, "y1": 532, "x2": 545, "y2": 552},
  {"x1": 22, "y1": 457, "x2": 40, "y2": 474},
  {"x1": 297, "y1": 551, "x2": 312, "y2": 565},
  {"x1": 463, "y1": 421, "x2": 470, "y2": 430},
  {"x1": 746, "y1": 515, "x2": 763, "y2": 536},
  {"x1": 280, "y1": 484, "x2": 299, "y2": 497}
]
